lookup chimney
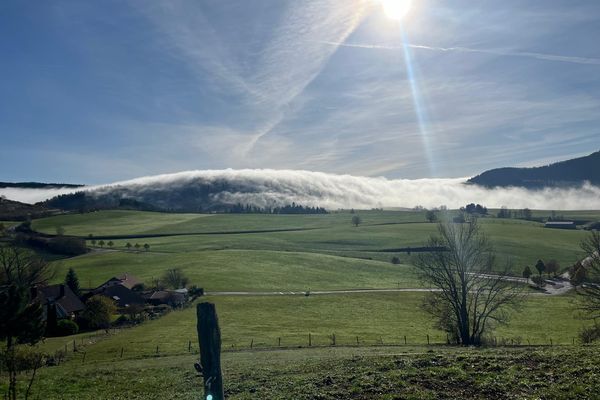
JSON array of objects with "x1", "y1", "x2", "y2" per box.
[{"x1": 59, "y1": 284, "x2": 65, "y2": 298}]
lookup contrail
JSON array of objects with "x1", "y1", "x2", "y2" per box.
[{"x1": 320, "y1": 41, "x2": 600, "y2": 66}]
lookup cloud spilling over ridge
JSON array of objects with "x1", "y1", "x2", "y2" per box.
[{"x1": 2, "y1": 169, "x2": 600, "y2": 210}]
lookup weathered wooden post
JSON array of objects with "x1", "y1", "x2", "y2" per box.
[{"x1": 196, "y1": 302, "x2": 224, "y2": 400}]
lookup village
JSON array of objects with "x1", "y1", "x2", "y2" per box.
[{"x1": 35, "y1": 270, "x2": 203, "y2": 337}]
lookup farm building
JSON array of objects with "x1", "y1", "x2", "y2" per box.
[
  {"x1": 143, "y1": 289, "x2": 188, "y2": 307},
  {"x1": 545, "y1": 221, "x2": 576, "y2": 230},
  {"x1": 90, "y1": 273, "x2": 145, "y2": 308},
  {"x1": 36, "y1": 284, "x2": 85, "y2": 320}
]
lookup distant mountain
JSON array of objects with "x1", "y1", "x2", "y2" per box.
[
  {"x1": 0, "y1": 182, "x2": 84, "y2": 189},
  {"x1": 468, "y1": 151, "x2": 600, "y2": 189}
]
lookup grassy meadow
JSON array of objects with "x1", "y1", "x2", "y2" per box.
[{"x1": 3, "y1": 209, "x2": 599, "y2": 398}]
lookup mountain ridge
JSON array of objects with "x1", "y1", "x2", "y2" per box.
[{"x1": 467, "y1": 150, "x2": 600, "y2": 189}]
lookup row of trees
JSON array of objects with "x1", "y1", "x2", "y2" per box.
[
  {"x1": 497, "y1": 207, "x2": 533, "y2": 220},
  {"x1": 87, "y1": 235, "x2": 150, "y2": 252},
  {"x1": 522, "y1": 259, "x2": 561, "y2": 285}
]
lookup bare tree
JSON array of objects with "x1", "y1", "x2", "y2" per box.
[
  {"x1": 162, "y1": 268, "x2": 189, "y2": 289},
  {"x1": 415, "y1": 219, "x2": 523, "y2": 346},
  {"x1": 577, "y1": 230, "x2": 600, "y2": 319}
]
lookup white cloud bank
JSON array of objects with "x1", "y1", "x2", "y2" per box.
[{"x1": 2, "y1": 169, "x2": 600, "y2": 210}]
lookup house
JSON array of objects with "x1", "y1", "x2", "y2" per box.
[
  {"x1": 545, "y1": 221, "x2": 576, "y2": 230},
  {"x1": 90, "y1": 273, "x2": 144, "y2": 308},
  {"x1": 36, "y1": 284, "x2": 85, "y2": 320},
  {"x1": 98, "y1": 273, "x2": 142, "y2": 290}
]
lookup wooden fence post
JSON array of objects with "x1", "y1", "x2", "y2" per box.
[
  {"x1": 356, "y1": 336, "x2": 359, "y2": 346},
  {"x1": 404, "y1": 336, "x2": 407, "y2": 345},
  {"x1": 427, "y1": 334, "x2": 430, "y2": 345},
  {"x1": 197, "y1": 302, "x2": 224, "y2": 400},
  {"x1": 82, "y1": 353, "x2": 86, "y2": 364},
  {"x1": 309, "y1": 333, "x2": 312, "y2": 347},
  {"x1": 120, "y1": 347, "x2": 124, "y2": 358},
  {"x1": 278, "y1": 337, "x2": 281, "y2": 347},
  {"x1": 250, "y1": 339, "x2": 253, "y2": 349}
]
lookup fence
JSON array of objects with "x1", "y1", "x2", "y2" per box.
[{"x1": 41, "y1": 329, "x2": 589, "y2": 366}]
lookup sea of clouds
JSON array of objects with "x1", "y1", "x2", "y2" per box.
[{"x1": 2, "y1": 169, "x2": 600, "y2": 210}]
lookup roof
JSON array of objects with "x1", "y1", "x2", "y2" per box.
[
  {"x1": 144, "y1": 290, "x2": 187, "y2": 305},
  {"x1": 38, "y1": 284, "x2": 85, "y2": 315},
  {"x1": 98, "y1": 273, "x2": 142, "y2": 290},
  {"x1": 545, "y1": 221, "x2": 575, "y2": 225},
  {"x1": 93, "y1": 284, "x2": 144, "y2": 307}
]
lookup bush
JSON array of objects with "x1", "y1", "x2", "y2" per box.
[
  {"x1": 531, "y1": 275, "x2": 545, "y2": 286},
  {"x1": 391, "y1": 256, "x2": 400, "y2": 265},
  {"x1": 189, "y1": 285, "x2": 204, "y2": 298},
  {"x1": 55, "y1": 319, "x2": 79, "y2": 336},
  {"x1": 579, "y1": 324, "x2": 600, "y2": 344},
  {"x1": 114, "y1": 315, "x2": 131, "y2": 326}
]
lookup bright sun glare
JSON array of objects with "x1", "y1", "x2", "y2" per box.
[{"x1": 381, "y1": 0, "x2": 413, "y2": 20}]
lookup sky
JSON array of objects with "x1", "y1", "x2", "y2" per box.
[{"x1": 1, "y1": 0, "x2": 600, "y2": 184}]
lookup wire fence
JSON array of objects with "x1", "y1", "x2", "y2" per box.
[{"x1": 39, "y1": 329, "x2": 591, "y2": 366}]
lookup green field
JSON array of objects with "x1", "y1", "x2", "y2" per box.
[
  {"x1": 3, "y1": 210, "x2": 599, "y2": 398},
  {"x1": 38, "y1": 210, "x2": 593, "y2": 279}
]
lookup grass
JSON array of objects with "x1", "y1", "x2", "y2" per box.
[
  {"x1": 51, "y1": 249, "x2": 420, "y2": 291},
  {"x1": 34, "y1": 210, "x2": 592, "y2": 278},
  {"x1": 36, "y1": 292, "x2": 586, "y2": 366},
  {"x1": 9, "y1": 344, "x2": 600, "y2": 399}
]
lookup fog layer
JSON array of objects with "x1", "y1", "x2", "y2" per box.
[{"x1": 2, "y1": 169, "x2": 600, "y2": 210}]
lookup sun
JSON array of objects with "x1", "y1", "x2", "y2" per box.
[{"x1": 381, "y1": 0, "x2": 413, "y2": 20}]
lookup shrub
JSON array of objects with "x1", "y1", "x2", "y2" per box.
[
  {"x1": 391, "y1": 256, "x2": 401, "y2": 265},
  {"x1": 114, "y1": 315, "x2": 131, "y2": 326},
  {"x1": 531, "y1": 275, "x2": 545, "y2": 286},
  {"x1": 189, "y1": 285, "x2": 204, "y2": 298},
  {"x1": 579, "y1": 324, "x2": 600, "y2": 344},
  {"x1": 55, "y1": 319, "x2": 79, "y2": 336}
]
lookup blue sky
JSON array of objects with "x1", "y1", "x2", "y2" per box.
[{"x1": 1, "y1": 0, "x2": 599, "y2": 184}]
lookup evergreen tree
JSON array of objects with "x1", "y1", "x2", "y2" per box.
[
  {"x1": 535, "y1": 259, "x2": 546, "y2": 285},
  {"x1": 65, "y1": 268, "x2": 81, "y2": 297},
  {"x1": 522, "y1": 265, "x2": 532, "y2": 281},
  {"x1": 0, "y1": 247, "x2": 50, "y2": 400}
]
